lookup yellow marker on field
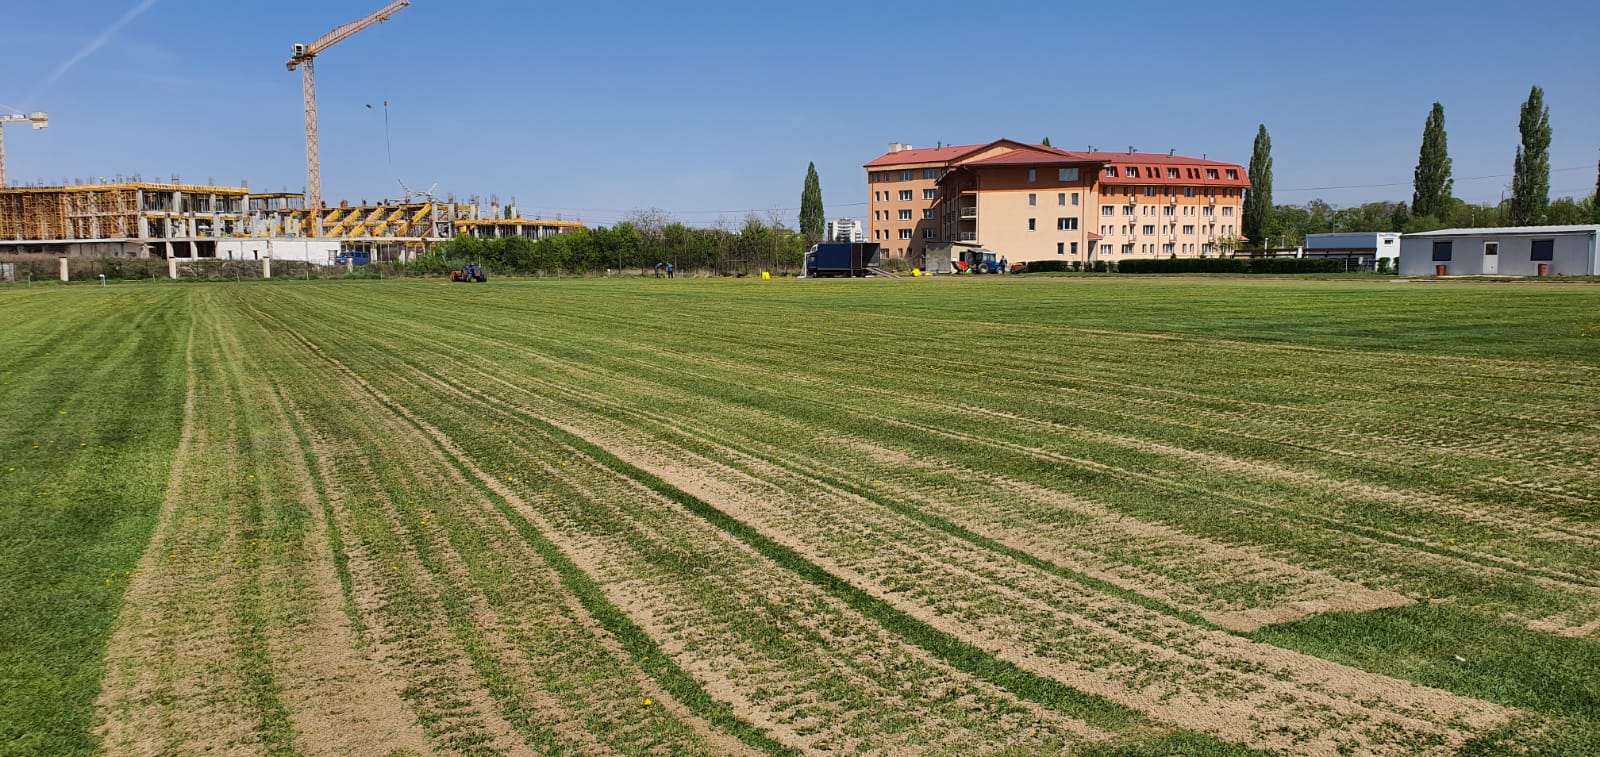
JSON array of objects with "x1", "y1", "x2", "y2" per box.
[{"x1": 761, "y1": 271, "x2": 771, "y2": 280}]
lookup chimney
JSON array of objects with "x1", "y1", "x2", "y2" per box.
[
  {"x1": 1168, "y1": 149, "x2": 1175, "y2": 157},
  {"x1": 1128, "y1": 146, "x2": 1136, "y2": 154}
]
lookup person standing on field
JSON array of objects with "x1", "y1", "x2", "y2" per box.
[
  {"x1": 654, "y1": 261, "x2": 663, "y2": 278},
  {"x1": 667, "y1": 262, "x2": 674, "y2": 279}
]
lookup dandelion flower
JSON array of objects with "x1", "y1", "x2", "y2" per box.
[{"x1": 643, "y1": 698, "x2": 653, "y2": 706}]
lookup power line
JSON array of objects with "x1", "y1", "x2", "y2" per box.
[{"x1": 1279, "y1": 165, "x2": 1589, "y2": 193}]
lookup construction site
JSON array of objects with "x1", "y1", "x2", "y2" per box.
[
  {"x1": 0, "y1": 0, "x2": 582, "y2": 267},
  {"x1": 0, "y1": 182, "x2": 582, "y2": 263}
]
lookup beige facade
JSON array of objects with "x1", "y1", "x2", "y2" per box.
[{"x1": 866, "y1": 140, "x2": 1249, "y2": 265}]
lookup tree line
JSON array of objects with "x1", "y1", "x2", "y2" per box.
[
  {"x1": 416, "y1": 211, "x2": 807, "y2": 276},
  {"x1": 1243, "y1": 86, "x2": 1598, "y2": 248}
]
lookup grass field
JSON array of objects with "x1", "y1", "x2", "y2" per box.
[{"x1": 2, "y1": 276, "x2": 1598, "y2": 755}]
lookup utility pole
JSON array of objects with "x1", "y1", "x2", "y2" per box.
[{"x1": 0, "y1": 110, "x2": 50, "y2": 188}]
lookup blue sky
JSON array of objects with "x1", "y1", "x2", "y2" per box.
[{"x1": 2, "y1": 0, "x2": 1597, "y2": 228}]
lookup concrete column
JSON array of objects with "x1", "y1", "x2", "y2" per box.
[
  {"x1": 168, "y1": 256, "x2": 178, "y2": 280},
  {"x1": 59, "y1": 257, "x2": 69, "y2": 282},
  {"x1": 263, "y1": 257, "x2": 272, "y2": 279}
]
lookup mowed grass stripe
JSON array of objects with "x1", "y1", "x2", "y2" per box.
[
  {"x1": 236, "y1": 295, "x2": 792, "y2": 756},
  {"x1": 272, "y1": 308, "x2": 1245, "y2": 752},
  {"x1": 246, "y1": 281, "x2": 1587, "y2": 748},
  {"x1": 335, "y1": 296, "x2": 1600, "y2": 619},
  {"x1": 0, "y1": 287, "x2": 189, "y2": 755}
]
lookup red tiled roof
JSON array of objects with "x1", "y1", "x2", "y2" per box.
[
  {"x1": 964, "y1": 148, "x2": 1105, "y2": 166},
  {"x1": 864, "y1": 144, "x2": 984, "y2": 167},
  {"x1": 1086, "y1": 232, "x2": 1104, "y2": 241}
]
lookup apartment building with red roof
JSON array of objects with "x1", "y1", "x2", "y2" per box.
[{"x1": 865, "y1": 140, "x2": 1250, "y2": 265}]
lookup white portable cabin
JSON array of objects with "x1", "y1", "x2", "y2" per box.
[{"x1": 1398, "y1": 226, "x2": 1600, "y2": 277}]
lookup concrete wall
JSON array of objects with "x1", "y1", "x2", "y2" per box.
[
  {"x1": 215, "y1": 239, "x2": 342, "y2": 264},
  {"x1": 1399, "y1": 231, "x2": 1598, "y2": 276}
]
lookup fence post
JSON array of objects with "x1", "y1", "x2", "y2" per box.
[
  {"x1": 168, "y1": 257, "x2": 178, "y2": 280},
  {"x1": 263, "y1": 257, "x2": 272, "y2": 279},
  {"x1": 59, "y1": 258, "x2": 69, "y2": 282}
]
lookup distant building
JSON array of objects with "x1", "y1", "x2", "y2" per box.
[
  {"x1": 0, "y1": 182, "x2": 582, "y2": 263},
  {"x1": 826, "y1": 218, "x2": 864, "y2": 243},
  {"x1": 1399, "y1": 225, "x2": 1600, "y2": 277},
  {"x1": 1304, "y1": 232, "x2": 1401, "y2": 271},
  {"x1": 865, "y1": 139, "x2": 1249, "y2": 265}
]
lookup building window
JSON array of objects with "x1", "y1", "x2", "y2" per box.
[
  {"x1": 924, "y1": 168, "x2": 939, "y2": 180},
  {"x1": 1072, "y1": 192, "x2": 1080, "y2": 206},
  {"x1": 924, "y1": 228, "x2": 936, "y2": 240},
  {"x1": 1058, "y1": 193, "x2": 1066, "y2": 206},
  {"x1": 1144, "y1": 186, "x2": 1156, "y2": 197},
  {"x1": 1163, "y1": 206, "x2": 1174, "y2": 217},
  {"x1": 923, "y1": 188, "x2": 938, "y2": 200},
  {"x1": 901, "y1": 170, "x2": 914, "y2": 181},
  {"x1": 899, "y1": 209, "x2": 913, "y2": 221},
  {"x1": 1071, "y1": 242, "x2": 1079, "y2": 256},
  {"x1": 923, "y1": 208, "x2": 935, "y2": 220},
  {"x1": 1028, "y1": 218, "x2": 1037, "y2": 231},
  {"x1": 1057, "y1": 217, "x2": 1079, "y2": 231},
  {"x1": 1227, "y1": 169, "x2": 1239, "y2": 180},
  {"x1": 1167, "y1": 168, "x2": 1179, "y2": 179},
  {"x1": 1531, "y1": 239, "x2": 1554, "y2": 261},
  {"x1": 899, "y1": 190, "x2": 913, "y2": 201},
  {"x1": 1183, "y1": 225, "x2": 1196, "y2": 235},
  {"x1": 1222, "y1": 207, "x2": 1234, "y2": 217},
  {"x1": 899, "y1": 229, "x2": 913, "y2": 240},
  {"x1": 1184, "y1": 187, "x2": 1196, "y2": 198},
  {"x1": 1432, "y1": 241, "x2": 1453, "y2": 261},
  {"x1": 1206, "y1": 169, "x2": 1219, "y2": 180},
  {"x1": 1143, "y1": 225, "x2": 1156, "y2": 235},
  {"x1": 1101, "y1": 205, "x2": 1115, "y2": 216},
  {"x1": 1059, "y1": 168, "x2": 1079, "y2": 182},
  {"x1": 1104, "y1": 167, "x2": 1118, "y2": 178},
  {"x1": 1026, "y1": 193, "x2": 1036, "y2": 206},
  {"x1": 1123, "y1": 206, "x2": 1134, "y2": 217},
  {"x1": 1057, "y1": 242, "x2": 1065, "y2": 255}
]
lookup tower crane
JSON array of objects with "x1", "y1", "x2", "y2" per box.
[
  {"x1": 287, "y1": 0, "x2": 409, "y2": 236},
  {"x1": 0, "y1": 109, "x2": 50, "y2": 189}
]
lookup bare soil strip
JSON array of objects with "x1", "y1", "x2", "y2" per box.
[
  {"x1": 314, "y1": 321, "x2": 1512, "y2": 756},
  {"x1": 95, "y1": 306, "x2": 273, "y2": 753},
  {"x1": 252, "y1": 318, "x2": 729, "y2": 755},
  {"x1": 283, "y1": 332, "x2": 1116, "y2": 754}
]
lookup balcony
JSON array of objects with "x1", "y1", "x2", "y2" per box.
[
  {"x1": 959, "y1": 206, "x2": 978, "y2": 218},
  {"x1": 958, "y1": 232, "x2": 978, "y2": 242}
]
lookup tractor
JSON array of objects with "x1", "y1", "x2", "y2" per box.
[{"x1": 450, "y1": 263, "x2": 487, "y2": 283}]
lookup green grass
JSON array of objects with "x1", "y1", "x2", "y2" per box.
[
  {"x1": 0, "y1": 287, "x2": 189, "y2": 755},
  {"x1": 4, "y1": 275, "x2": 1599, "y2": 754}
]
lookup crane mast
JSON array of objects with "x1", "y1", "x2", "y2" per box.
[{"x1": 287, "y1": 0, "x2": 409, "y2": 235}]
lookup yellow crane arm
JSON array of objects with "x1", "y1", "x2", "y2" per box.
[{"x1": 287, "y1": 0, "x2": 410, "y2": 70}]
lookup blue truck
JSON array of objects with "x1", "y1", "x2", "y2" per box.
[{"x1": 805, "y1": 242, "x2": 884, "y2": 278}]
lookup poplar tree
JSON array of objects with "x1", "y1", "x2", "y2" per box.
[
  {"x1": 1592, "y1": 159, "x2": 1600, "y2": 223},
  {"x1": 1042, "y1": 137, "x2": 1052, "y2": 147},
  {"x1": 1243, "y1": 125, "x2": 1273, "y2": 244},
  {"x1": 1509, "y1": 85, "x2": 1552, "y2": 226},
  {"x1": 799, "y1": 162, "x2": 825, "y2": 246},
  {"x1": 1411, "y1": 103, "x2": 1454, "y2": 219}
]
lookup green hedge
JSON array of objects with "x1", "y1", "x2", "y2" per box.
[
  {"x1": 1023, "y1": 260, "x2": 1073, "y2": 273},
  {"x1": 1246, "y1": 257, "x2": 1346, "y2": 274},
  {"x1": 1117, "y1": 258, "x2": 1346, "y2": 274}
]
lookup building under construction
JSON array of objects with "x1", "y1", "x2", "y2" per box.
[{"x1": 0, "y1": 181, "x2": 584, "y2": 263}]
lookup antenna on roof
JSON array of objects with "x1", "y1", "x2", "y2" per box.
[
  {"x1": 1169, "y1": 149, "x2": 1175, "y2": 157},
  {"x1": 1088, "y1": 145, "x2": 1094, "y2": 153},
  {"x1": 1128, "y1": 146, "x2": 1136, "y2": 154}
]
